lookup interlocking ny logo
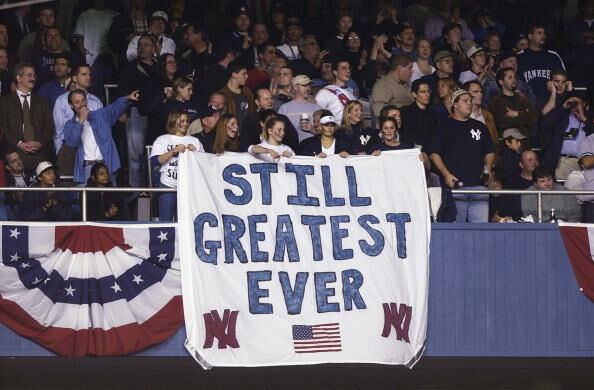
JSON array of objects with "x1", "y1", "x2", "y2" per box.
[
  {"x1": 203, "y1": 309, "x2": 240, "y2": 349},
  {"x1": 470, "y1": 129, "x2": 481, "y2": 140},
  {"x1": 381, "y1": 303, "x2": 412, "y2": 343}
]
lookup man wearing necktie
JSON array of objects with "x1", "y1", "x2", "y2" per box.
[{"x1": 0, "y1": 63, "x2": 54, "y2": 170}]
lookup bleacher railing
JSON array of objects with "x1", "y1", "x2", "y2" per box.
[
  {"x1": 451, "y1": 188, "x2": 594, "y2": 222},
  {"x1": 1, "y1": 187, "x2": 593, "y2": 223}
]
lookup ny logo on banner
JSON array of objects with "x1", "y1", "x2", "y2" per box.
[
  {"x1": 381, "y1": 303, "x2": 412, "y2": 343},
  {"x1": 203, "y1": 309, "x2": 240, "y2": 349},
  {"x1": 470, "y1": 129, "x2": 481, "y2": 141}
]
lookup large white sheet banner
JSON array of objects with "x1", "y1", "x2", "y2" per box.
[{"x1": 177, "y1": 150, "x2": 430, "y2": 368}]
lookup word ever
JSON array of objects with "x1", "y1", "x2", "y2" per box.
[{"x1": 247, "y1": 269, "x2": 366, "y2": 314}]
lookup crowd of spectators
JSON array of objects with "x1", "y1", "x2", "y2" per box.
[{"x1": 0, "y1": 0, "x2": 593, "y2": 223}]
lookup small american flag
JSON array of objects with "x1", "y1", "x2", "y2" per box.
[{"x1": 292, "y1": 323, "x2": 342, "y2": 353}]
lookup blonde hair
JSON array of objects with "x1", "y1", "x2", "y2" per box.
[
  {"x1": 212, "y1": 114, "x2": 240, "y2": 154},
  {"x1": 166, "y1": 110, "x2": 189, "y2": 134},
  {"x1": 340, "y1": 100, "x2": 362, "y2": 134}
]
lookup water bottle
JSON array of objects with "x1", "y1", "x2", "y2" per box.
[
  {"x1": 549, "y1": 208, "x2": 558, "y2": 223},
  {"x1": 452, "y1": 180, "x2": 464, "y2": 188}
]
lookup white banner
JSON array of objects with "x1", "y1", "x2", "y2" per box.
[{"x1": 177, "y1": 150, "x2": 430, "y2": 368}]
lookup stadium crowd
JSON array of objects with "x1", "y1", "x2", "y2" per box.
[{"x1": 0, "y1": 0, "x2": 592, "y2": 223}]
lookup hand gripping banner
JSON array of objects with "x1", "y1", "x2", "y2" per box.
[{"x1": 177, "y1": 151, "x2": 430, "y2": 368}]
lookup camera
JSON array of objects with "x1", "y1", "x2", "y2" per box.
[{"x1": 568, "y1": 101, "x2": 578, "y2": 109}]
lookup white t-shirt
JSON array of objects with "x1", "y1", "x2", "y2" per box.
[
  {"x1": 248, "y1": 140, "x2": 294, "y2": 163},
  {"x1": 321, "y1": 140, "x2": 336, "y2": 156},
  {"x1": 151, "y1": 134, "x2": 204, "y2": 188},
  {"x1": 411, "y1": 61, "x2": 435, "y2": 83},
  {"x1": 314, "y1": 85, "x2": 356, "y2": 124},
  {"x1": 81, "y1": 120, "x2": 103, "y2": 161},
  {"x1": 73, "y1": 8, "x2": 117, "y2": 66}
]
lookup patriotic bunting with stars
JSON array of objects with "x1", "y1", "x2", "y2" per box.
[{"x1": 0, "y1": 222, "x2": 183, "y2": 357}]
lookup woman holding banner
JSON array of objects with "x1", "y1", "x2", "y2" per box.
[
  {"x1": 297, "y1": 110, "x2": 352, "y2": 157},
  {"x1": 336, "y1": 101, "x2": 380, "y2": 154},
  {"x1": 150, "y1": 110, "x2": 204, "y2": 221},
  {"x1": 368, "y1": 116, "x2": 413, "y2": 155},
  {"x1": 248, "y1": 117, "x2": 294, "y2": 162},
  {"x1": 212, "y1": 114, "x2": 240, "y2": 154}
]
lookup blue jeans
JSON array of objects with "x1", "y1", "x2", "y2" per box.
[
  {"x1": 158, "y1": 183, "x2": 176, "y2": 221},
  {"x1": 126, "y1": 107, "x2": 147, "y2": 187},
  {"x1": 453, "y1": 185, "x2": 489, "y2": 223}
]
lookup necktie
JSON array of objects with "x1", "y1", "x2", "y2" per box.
[{"x1": 22, "y1": 94, "x2": 34, "y2": 141}]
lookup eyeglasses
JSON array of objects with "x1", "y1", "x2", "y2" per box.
[{"x1": 347, "y1": 36, "x2": 360, "y2": 40}]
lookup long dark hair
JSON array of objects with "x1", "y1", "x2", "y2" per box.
[
  {"x1": 212, "y1": 114, "x2": 240, "y2": 154},
  {"x1": 86, "y1": 163, "x2": 112, "y2": 187},
  {"x1": 155, "y1": 53, "x2": 178, "y2": 86}
]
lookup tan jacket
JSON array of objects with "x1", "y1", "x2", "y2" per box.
[{"x1": 371, "y1": 75, "x2": 414, "y2": 121}]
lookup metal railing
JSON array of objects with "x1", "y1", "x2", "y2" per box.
[
  {"x1": 0, "y1": 187, "x2": 175, "y2": 222},
  {"x1": 452, "y1": 188, "x2": 594, "y2": 223},
  {"x1": 104, "y1": 84, "x2": 118, "y2": 105},
  {"x1": 1, "y1": 186, "x2": 594, "y2": 223}
]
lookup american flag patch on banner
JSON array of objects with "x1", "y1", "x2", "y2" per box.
[{"x1": 292, "y1": 323, "x2": 342, "y2": 353}]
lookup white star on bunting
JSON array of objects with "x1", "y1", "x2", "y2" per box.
[
  {"x1": 157, "y1": 231, "x2": 168, "y2": 242},
  {"x1": 10, "y1": 252, "x2": 20, "y2": 262},
  {"x1": 111, "y1": 282, "x2": 122, "y2": 293},
  {"x1": 65, "y1": 285, "x2": 76, "y2": 296},
  {"x1": 132, "y1": 274, "x2": 144, "y2": 285},
  {"x1": 157, "y1": 253, "x2": 167, "y2": 262},
  {"x1": 9, "y1": 228, "x2": 21, "y2": 239}
]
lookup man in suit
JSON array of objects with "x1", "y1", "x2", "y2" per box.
[{"x1": 0, "y1": 62, "x2": 54, "y2": 170}]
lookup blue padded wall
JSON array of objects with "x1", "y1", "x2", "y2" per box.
[{"x1": 2, "y1": 224, "x2": 593, "y2": 357}]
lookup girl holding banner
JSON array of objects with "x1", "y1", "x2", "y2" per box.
[
  {"x1": 150, "y1": 110, "x2": 204, "y2": 221},
  {"x1": 368, "y1": 117, "x2": 413, "y2": 154},
  {"x1": 297, "y1": 110, "x2": 353, "y2": 157},
  {"x1": 212, "y1": 114, "x2": 240, "y2": 154},
  {"x1": 248, "y1": 117, "x2": 295, "y2": 162}
]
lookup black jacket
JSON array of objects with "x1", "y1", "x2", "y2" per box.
[
  {"x1": 335, "y1": 123, "x2": 380, "y2": 154},
  {"x1": 297, "y1": 135, "x2": 353, "y2": 156},
  {"x1": 117, "y1": 59, "x2": 159, "y2": 115},
  {"x1": 5, "y1": 170, "x2": 36, "y2": 206},
  {"x1": 21, "y1": 183, "x2": 80, "y2": 221},
  {"x1": 85, "y1": 182, "x2": 124, "y2": 221},
  {"x1": 400, "y1": 102, "x2": 438, "y2": 151},
  {"x1": 541, "y1": 106, "x2": 594, "y2": 173}
]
